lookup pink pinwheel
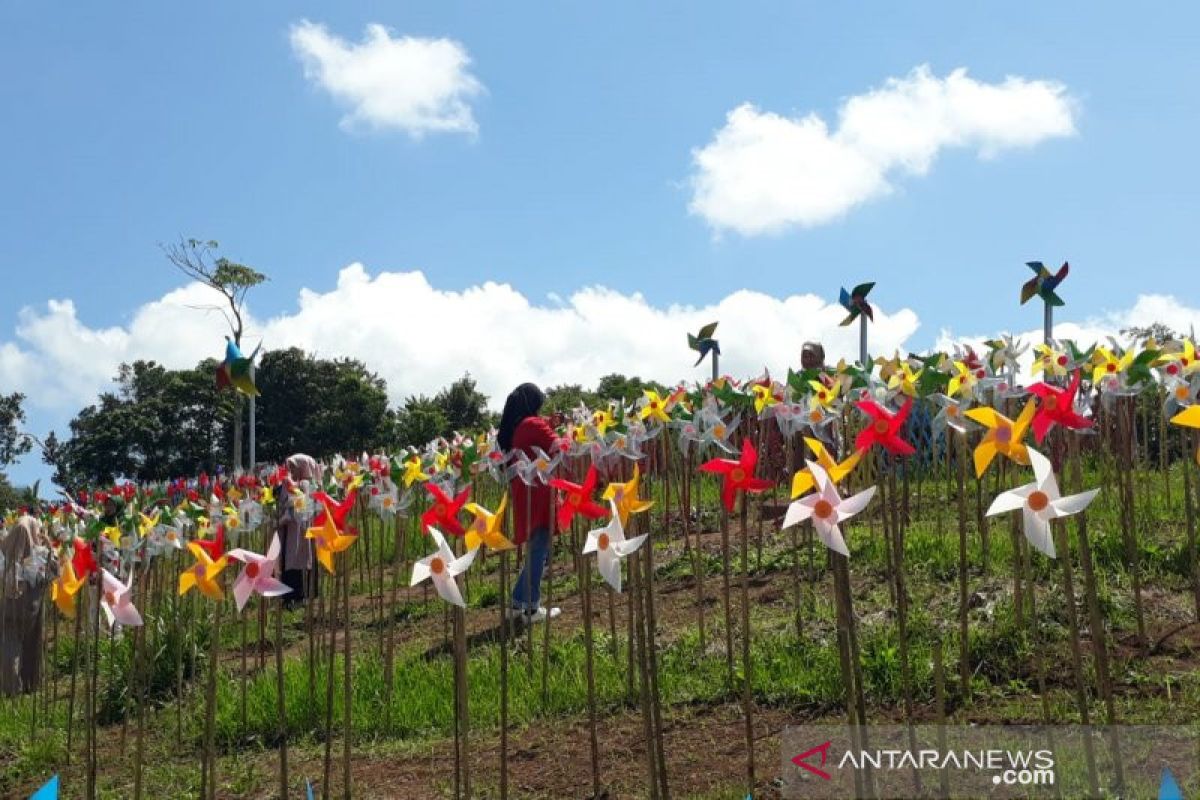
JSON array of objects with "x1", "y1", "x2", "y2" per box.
[
  {"x1": 227, "y1": 534, "x2": 292, "y2": 612},
  {"x1": 100, "y1": 568, "x2": 143, "y2": 628}
]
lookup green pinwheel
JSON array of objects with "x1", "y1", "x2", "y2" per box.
[
  {"x1": 1021, "y1": 261, "x2": 1069, "y2": 307},
  {"x1": 215, "y1": 337, "x2": 261, "y2": 396},
  {"x1": 838, "y1": 282, "x2": 875, "y2": 327},
  {"x1": 687, "y1": 321, "x2": 720, "y2": 368}
]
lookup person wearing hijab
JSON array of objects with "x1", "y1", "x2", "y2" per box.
[
  {"x1": 498, "y1": 383, "x2": 562, "y2": 624},
  {"x1": 0, "y1": 515, "x2": 55, "y2": 696},
  {"x1": 276, "y1": 453, "x2": 321, "y2": 608}
]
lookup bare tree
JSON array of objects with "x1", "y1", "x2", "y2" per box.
[{"x1": 163, "y1": 238, "x2": 267, "y2": 471}]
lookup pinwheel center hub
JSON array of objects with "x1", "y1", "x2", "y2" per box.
[
  {"x1": 873, "y1": 419, "x2": 890, "y2": 435},
  {"x1": 193, "y1": 564, "x2": 205, "y2": 578},
  {"x1": 947, "y1": 406, "x2": 959, "y2": 417},
  {"x1": 598, "y1": 533, "x2": 610, "y2": 551},
  {"x1": 430, "y1": 557, "x2": 446, "y2": 575},
  {"x1": 730, "y1": 467, "x2": 746, "y2": 483},
  {"x1": 809, "y1": 411, "x2": 822, "y2": 422},
  {"x1": 1177, "y1": 386, "x2": 1190, "y2": 401},
  {"x1": 104, "y1": 591, "x2": 116, "y2": 606},
  {"x1": 1057, "y1": 355, "x2": 1069, "y2": 367},
  {"x1": 1106, "y1": 363, "x2": 1117, "y2": 373},
  {"x1": 570, "y1": 493, "x2": 583, "y2": 507},
  {"x1": 1027, "y1": 491, "x2": 1049, "y2": 512},
  {"x1": 714, "y1": 425, "x2": 725, "y2": 438},
  {"x1": 994, "y1": 426, "x2": 1012, "y2": 444},
  {"x1": 1044, "y1": 395, "x2": 1059, "y2": 410},
  {"x1": 975, "y1": 370, "x2": 986, "y2": 379},
  {"x1": 813, "y1": 499, "x2": 834, "y2": 520},
  {"x1": 474, "y1": 518, "x2": 486, "y2": 533},
  {"x1": 246, "y1": 562, "x2": 260, "y2": 579}
]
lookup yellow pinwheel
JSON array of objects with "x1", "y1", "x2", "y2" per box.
[
  {"x1": 603, "y1": 464, "x2": 654, "y2": 526},
  {"x1": 179, "y1": 542, "x2": 229, "y2": 601},
  {"x1": 965, "y1": 400, "x2": 1036, "y2": 478},
  {"x1": 401, "y1": 455, "x2": 429, "y2": 488},
  {"x1": 259, "y1": 486, "x2": 275, "y2": 507},
  {"x1": 1171, "y1": 404, "x2": 1200, "y2": 465},
  {"x1": 51, "y1": 559, "x2": 85, "y2": 618},
  {"x1": 591, "y1": 407, "x2": 616, "y2": 437},
  {"x1": 463, "y1": 495, "x2": 514, "y2": 551},
  {"x1": 751, "y1": 383, "x2": 778, "y2": 415},
  {"x1": 641, "y1": 390, "x2": 672, "y2": 424},
  {"x1": 809, "y1": 380, "x2": 840, "y2": 409},
  {"x1": 1160, "y1": 339, "x2": 1200, "y2": 379},
  {"x1": 947, "y1": 361, "x2": 980, "y2": 398},
  {"x1": 791, "y1": 437, "x2": 862, "y2": 499},
  {"x1": 306, "y1": 503, "x2": 358, "y2": 574},
  {"x1": 221, "y1": 505, "x2": 242, "y2": 534},
  {"x1": 887, "y1": 362, "x2": 923, "y2": 398},
  {"x1": 1030, "y1": 343, "x2": 1069, "y2": 378},
  {"x1": 1091, "y1": 346, "x2": 1134, "y2": 386},
  {"x1": 137, "y1": 509, "x2": 161, "y2": 538}
]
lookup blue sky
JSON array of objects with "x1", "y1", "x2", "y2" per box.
[{"x1": 3, "y1": 2, "x2": 1199, "y2": 489}]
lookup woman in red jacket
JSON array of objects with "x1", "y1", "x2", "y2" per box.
[{"x1": 498, "y1": 383, "x2": 562, "y2": 623}]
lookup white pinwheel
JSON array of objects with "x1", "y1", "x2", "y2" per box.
[
  {"x1": 582, "y1": 500, "x2": 648, "y2": 593},
  {"x1": 782, "y1": 461, "x2": 876, "y2": 557},
  {"x1": 985, "y1": 448, "x2": 1099, "y2": 558},
  {"x1": 410, "y1": 527, "x2": 478, "y2": 608}
]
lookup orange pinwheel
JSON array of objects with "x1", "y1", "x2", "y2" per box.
[
  {"x1": 306, "y1": 501, "x2": 358, "y2": 574},
  {"x1": 965, "y1": 399, "x2": 1036, "y2": 478}
]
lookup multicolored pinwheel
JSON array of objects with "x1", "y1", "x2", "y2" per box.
[
  {"x1": 687, "y1": 322, "x2": 720, "y2": 369},
  {"x1": 1020, "y1": 261, "x2": 1069, "y2": 307},
  {"x1": 306, "y1": 503, "x2": 358, "y2": 574},
  {"x1": 215, "y1": 337, "x2": 261, "y2": 396},
  {"x1": 838, "y1": 282, "x2": 875, "y2": 327}
]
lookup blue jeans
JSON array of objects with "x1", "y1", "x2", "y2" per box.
[{"x1": 512, "y1": 526, "x2": 551, "y2": 610}]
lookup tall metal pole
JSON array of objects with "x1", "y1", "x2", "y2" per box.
[
  {"x1": 248, "y1": 363, "x2": 256, "y2": 475},
  {"x1": 859, "y1": 314, "x2": 868, "y2": 368},
  {"x1": 1043, "y1": 302, "x2": 1053, "y2": 347},
  {"x1": 712, "y1": 350, "x2": 719, "y2": 384}
]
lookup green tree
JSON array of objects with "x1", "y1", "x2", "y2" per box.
[
  {"x1": 395, "y1": 395, "x2": 448, "y2": 449},
  {"x1": 434, "y1": 373, "x2": 490, "y2": 434},
  {"x1": 594, "y1": 373, "x2": 666, "y2": 404},
  {"x1": 163, "y1": 237, "x2": 268, "y2": 471},
  {"x1": 542, "y1": 383, "x2": 597, "y2": 415},
  {"x1": 0, "y1": 392, "x2": 32, "y2": 469}
]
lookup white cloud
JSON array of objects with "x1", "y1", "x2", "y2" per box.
[
  {"x1": 289, "y1": 20, "x2": 484, "y2": 137},
  {"x1": 0, "y1": 265, "x2": 920, "y2": 419},
  {"x1": 689, "y1": 65, "x2": 1078, "y2": 235}
]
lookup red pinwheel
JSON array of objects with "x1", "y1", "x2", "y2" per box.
[
  {"x1": 1027, "y1": 370, "x2": 1092, "y2": 443},
  {"x1": 699, "y1": 438, "x2": 774, "y2": 513},
  {"x1": 195, "y1": 525, "x2": 226, "y2": 561},
  {"x1": 72, "y1": 538, "x2": 98, "y2": 580},
  {"x1": 422, "y1": 483, "x2": 469, "y2": 536},
  {"x1": 312, "y1": 487, "x2": 359, "y2": 531},
  {"x1": 550, "y1": 465, "x2": 609, "y2": 530},
  {"x1": 855, "y1": 397, "x2": 916, "y2": 456}
]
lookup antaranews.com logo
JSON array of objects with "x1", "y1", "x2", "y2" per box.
[{"x1": 780, "y1": 725, "x2": 1196, "y2": 799}]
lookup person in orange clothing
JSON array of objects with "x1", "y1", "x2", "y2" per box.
[{"x1": 498, "y1": 383, "x2": 562, "y2": 624}]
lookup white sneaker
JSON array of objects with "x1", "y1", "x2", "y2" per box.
[{"x1": 509, "y1": 606, "x2": 561, "y2": 624}]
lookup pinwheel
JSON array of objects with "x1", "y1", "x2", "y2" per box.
[
  {"x1": 766, "y1": 399, "x2": 808, "y2": 438},
  {"x1": 1026, "y1": 370, "x2": 1093, "y2": 443},
  {"x1": 1091, "y1": 345, "x2": 1134, "y2": 390},
  {"x1": 687, "y1": 321, "x2": 720, "y2": 368},
  {"x1": 1163, "y1": 375, "x2": 1200, "y2": 417},
  {"x1": 1171, "y1": 403, "x2": 1200, "y2": 464},
  {"x1": 590, "y1": 407, "x2": 616, "y2": 438},
  {"x1": 421, "y1": 482, "x2": 468, "y2": 536},
  {"x1": 179, "y1": 541, "x2": 229, "y2": 600},
  {"x1": 194, "y1": 525, "x2": 226, "y2": 563},
  {"x1": 1030, "y1": 342, "x2": 1071, "y2": 379},
  {"x1": 696, "y1": 411, "x2": 740, "y2": 454},
  {"x1": 699, "y1": 438, "x2": 774, "y2": 512},
  {"x1": 602, "y1": 464, "x2": 654, "y2": 525},
  {"x1": 886, "y1": 361, "x2": 922, "y2": 398},
  {"x1": 137, "y1": 509, "x2": 161, "y2": 539},
  {"x1": 750, "y1": 382, "x2": 780, "y2": 415},
  {"x1": 611, "y1": 429, "x2": 648, "y2": 462},
  {"x1": 782, "y1": 461, "x2": 876, "y2": 557},
  {"x1": 947, "y1": 360, "x2": 984, "y2": 399},
  {"x1": 369, "y1": 481, "x2": 408, "y2": 517},
  {"x1": 790, "y1": 437, "x2": 862, "y2": 499},
  {"x1": 551, "y1": 465, "x2": 609, "y2": 530},
  {"x1": 986, "y1": 448, "x2": 1098, "y2": 557},
  {"x1": 838, "y1": 282, "x2": 875, "y2": 327},
  {"x1": 809, "y1": 378, "x2": 841, "y2": 410},
  {"x1": 985, "y1": 334, "x2": 1029, "y2": 376},
  {"x1": 931, "y1": 393, "x2": 973, "y2": 438},
  {"x1": 100, "y1": 568, "x2": 144, "y2": 628},
  {"x1": 30, "y1": 775, "x2": 58, "y2": 800},
  {"x1": 410, "y1": 527, "x2": 478, "y2": 607},
  {"x1": 854, "y1": 397, "x2": 916, "y2": 456},
  {"x1": 71, "y1": 538, "x2": 98, "y2": 581},
  {"x1": 227, "y1": 534, "x2": 291, "y2": 612},
  {"x1": 1020, "y1": 261, "x2": 1069, "y2": 307},
  {"x1": 463, "y1": 495, "x2": 514, "y2": 551},
  {"x1": 51, "y1": 559, "x2": 84, "y2": 618},
  {"x1": 215, "y1": 337, "x2": 261, "y2": 396},
  {"x1": 306, "y1": 503, "x2": 358, "y2": 574},
  {"x1": 528, "y1": 446, "x2": 562, "y2": 485},
  {"x1": 583, "y1": 500, "x2": 648, "y2": 592},
  {"x1": 237, "y1": 498, "x2": 263, "y2": 529},
  {"x1": 965, "y1": 400, "x2": 1036, "y2": 477},
  {"x1": 1159, "y1": 338, "x2": 1200, "y2": 379},
  {"x1": 640, "y1": 389, "x2": 673, "y2": 425},
  {"x1": 400, "y1": 454, "x2": 430, "y2": 488}
]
